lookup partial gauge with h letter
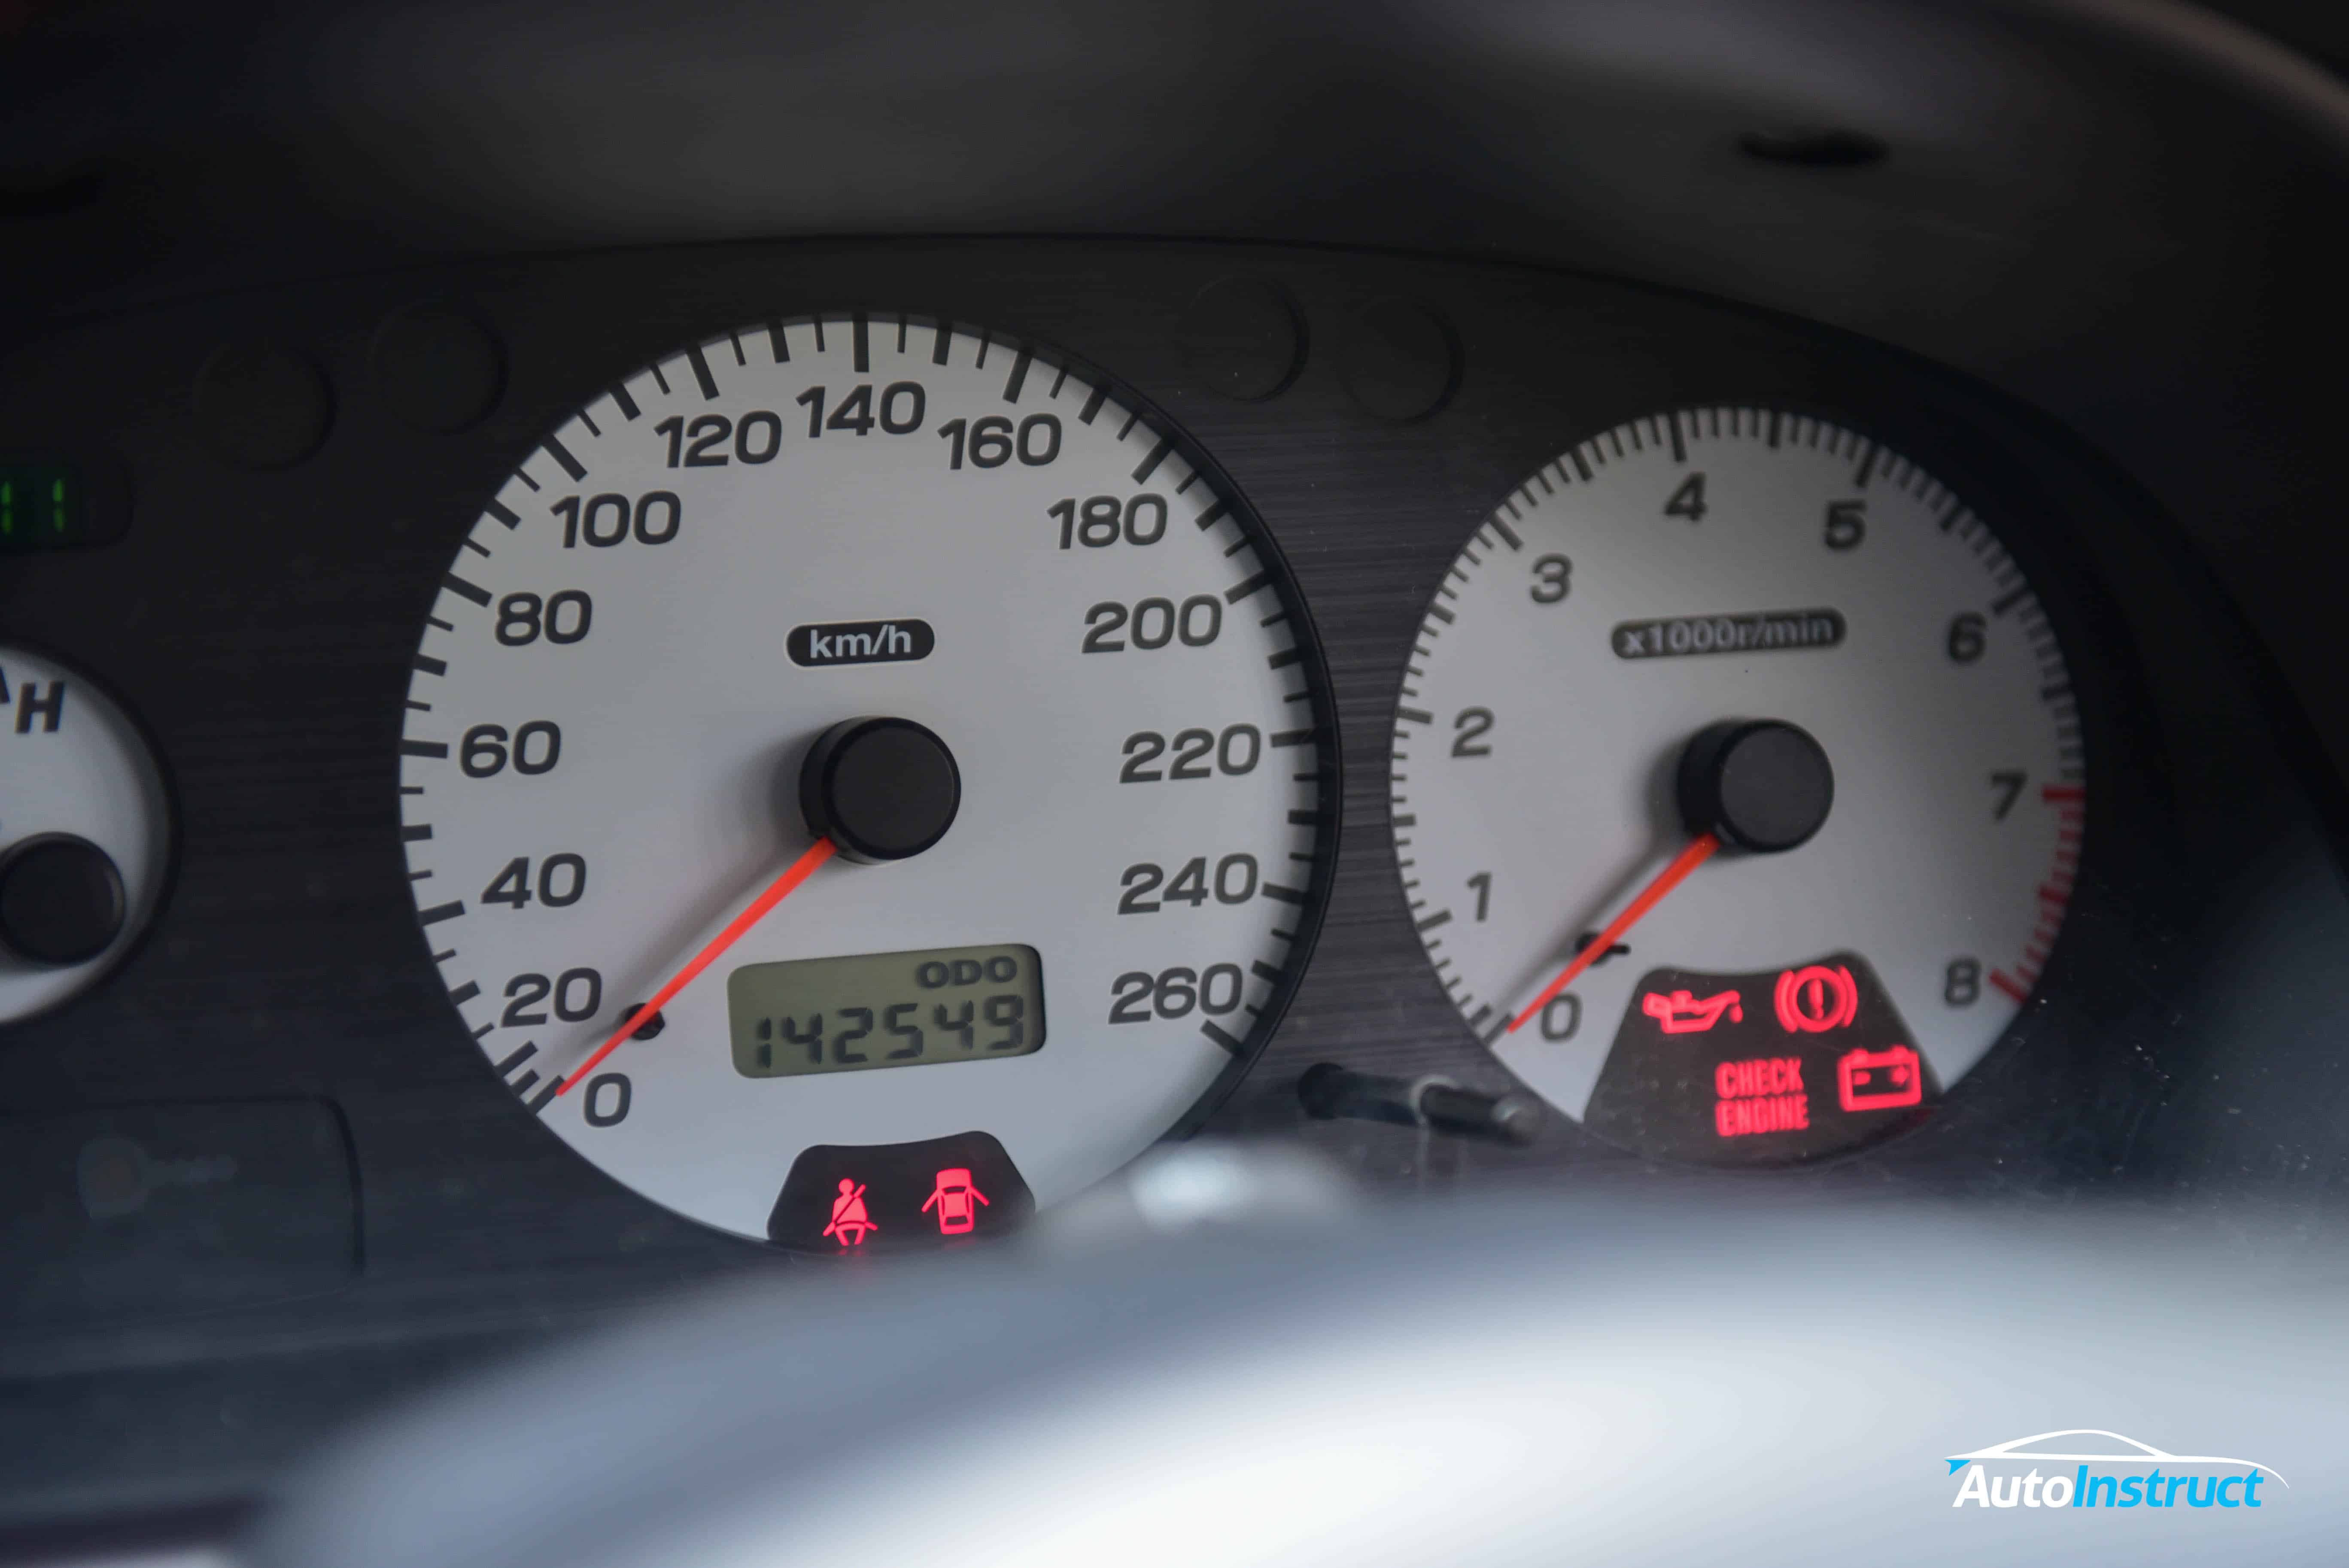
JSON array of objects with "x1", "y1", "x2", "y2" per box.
[
  {"x1": 399, "y1": 314, "x2": 1334, "y2": 1249},
  {"x1": 0, "y1": 644, "x2": 171, "y2": 1026},
  {"x1": 1390, "y1": 408, "x2": 2082, "y2": 1165}
]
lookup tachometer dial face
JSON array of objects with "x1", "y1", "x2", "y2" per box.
[
  {"x1": 1391, "y1": 408, "x2": 2082, "y2": 1166},
  {"x1": 399, "y1": 316, "x2": 1332, "y2": 1247}
]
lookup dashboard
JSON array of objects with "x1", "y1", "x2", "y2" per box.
[{"x1": 4, "y1": 0, "x2": 2349, "y2": 1554}]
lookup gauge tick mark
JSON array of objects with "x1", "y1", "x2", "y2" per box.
[
  {"x1": 687, "y1": 345, "x2": 721, "y2": 400},
  {"x1": 1225, "y1": 571, "x2": 1272, "y2": 604},
  {"x1": 541, "y1": 434, "x2": 586, "y2": 482}
]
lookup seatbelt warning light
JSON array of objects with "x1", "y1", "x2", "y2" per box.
[{"x1": 821, "y1": 1178, "x2": 879, "y2": 1249}]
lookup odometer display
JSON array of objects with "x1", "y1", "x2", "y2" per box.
[
  {"x1": 398, "y1": 315, "x2": 1331, "y2": 1243},
  {"x1": 727, "y1": 943, "x2": 1045, "y2": 1079}
]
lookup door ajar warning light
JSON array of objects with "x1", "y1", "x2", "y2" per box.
[{"x1": 1299, "y1": 1063, "x2": 1543, "y2": 1146}]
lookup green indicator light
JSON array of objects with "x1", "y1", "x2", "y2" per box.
[{"x1": 0, "y1": 461, "x2": 101, "y2": 550}]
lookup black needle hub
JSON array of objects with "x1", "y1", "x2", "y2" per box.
[
  {"x1": 1677, "y1": 719, "x2": 1834, "y2": 853},
  {"x1": 799, "y1": 716, "x2": 962, "y2": 863},
  {"x1": 0, "y1": 833, "x2": 128, "y2": 966}
]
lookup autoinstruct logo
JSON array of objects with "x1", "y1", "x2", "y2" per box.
[
  {"x1": 1613, "y1": 607, "x2": 1844, "y2": 661},
  {"x1": 1945, "y1": 1429, "x2": 2287, "y2": 1512},
  {"x1": 787, "y1": 618, "x2": 935, "y2": 668}
]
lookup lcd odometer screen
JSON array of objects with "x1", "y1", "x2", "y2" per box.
[{"x1": 728, "y1": 944, "x2": 1045, "y2": 1078}]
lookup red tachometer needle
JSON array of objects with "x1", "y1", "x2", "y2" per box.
[
  {"x1": 1507, "y1": 831, "x2": 1720, "y2": 1034},
  {"x1": 557, "y1": 836, "x2": 840, "y2": 1094}
]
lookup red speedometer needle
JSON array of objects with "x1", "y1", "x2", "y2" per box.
[
  {"x1": 558, "y1": 836, "x2": 839, "y2": 1094},
  {"x1": 1507, "y1": 832, "x2": 1720, "y2": 1034}
]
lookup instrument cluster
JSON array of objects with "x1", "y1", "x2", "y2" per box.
[{"x1": 0, "y1": 240, "x2": 2335, "y2": 1298}]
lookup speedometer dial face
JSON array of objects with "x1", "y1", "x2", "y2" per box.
[
  {"x1": 1392, "y1": 409, "x2": 2082, "y2": 1166},
  {"x1": 399, "y1": 315, "x2": 1332, "y2": 1247}
]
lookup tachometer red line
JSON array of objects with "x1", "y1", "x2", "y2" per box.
[
  {"x1": 1992, "y1": 786, "x2": 2086, "y2": 1007},
  {"x1": 1507, "y1": 831, "x2": 1720, "y2": 1034},
  {"x1": 557, "y1": 836, "x2": 839, "y2": 1094}
]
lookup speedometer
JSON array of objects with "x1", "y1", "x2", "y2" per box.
[
  {"x1": 1391, "y1": 408, "x2": 2082, "y2": 1166},
  {"x1": 398, "y1": 315, "x2": 1333, "y2": 1249}
]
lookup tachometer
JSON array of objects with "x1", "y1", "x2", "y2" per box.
[
  {"x1": 399, "y1": 315, "x2": 1332, "y2": 1248},
  {"x1": 1390, "y1": 408, "x2": 2082, "y2": 1165}
]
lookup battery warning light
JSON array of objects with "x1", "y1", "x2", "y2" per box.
[
  {"x1": 1837, "y1": 1045, "x2": 1924, "y2": 1112},
  {"x1": 1774, "y1": 964, "x2": 1859, "y2": 1032}
]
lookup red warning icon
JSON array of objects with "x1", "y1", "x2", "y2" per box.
[
  {"x1": 1773, "y1": 964, "x2": 1859, "y2": 1033},
  {"x1": 1837, "y1": 1045, "x2": 1924, "y2": 1111},
  {"x1": 1641, "y1": 989, "x2": 1744, "y2": 1034},
  {"x1": 821, "y1": 1178, "x2": 879, "y2": 1249},
  {"x1": 922, "y1": 1167, "x2": 989, "y2": 1236}
]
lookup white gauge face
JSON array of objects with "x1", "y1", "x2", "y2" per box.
[
  {"x1": 1392, "y1": 409, "x2": 2082, "y2": 1165},
  {"x1": 400, "y1": 315, "x2": 1329, "y2": 1246},
  {"x1": 0, "y1": 646, "x2": 172, "y2": 1024}
]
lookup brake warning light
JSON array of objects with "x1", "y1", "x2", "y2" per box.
[{"x1": 1774, "y1": 964, "x2": 1859, "y2": 1032}]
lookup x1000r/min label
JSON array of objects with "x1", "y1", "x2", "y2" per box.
[
  {"x1": 787, "y1": 618, "x2": 936, "y2": 668},
  {"x1": 1613, "y1": 608, "x2": 1845, "y2": 661}
]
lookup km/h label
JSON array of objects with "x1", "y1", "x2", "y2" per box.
[{"x1": 787, "y1": 618, "x2": 936, "y2": 668}]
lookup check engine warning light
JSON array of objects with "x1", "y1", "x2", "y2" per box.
[
  {"x1": 1713, "y1": 1056, "x2": 1810, "y2": 1137},
  {"x1": 1837, "y1": 1045, "x2": 1924, "y2": 1112},
  {"x1": 923, "y1": 1168, "x2": 989, "y2": 1235},
  {"x1": 1641, "y1": 988, "x2": 1744, "y2": 1033}
]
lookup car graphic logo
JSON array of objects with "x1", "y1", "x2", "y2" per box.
[{"x1": 1945, "y1": 1429, "x2": 2287, "y2": 1485}]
